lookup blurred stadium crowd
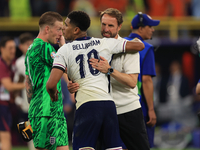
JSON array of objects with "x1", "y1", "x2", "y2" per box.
[
  {"x1": 0, "y1": 0, "x2": 200, "y2": 17},
  {"x1": 1, "y1": 0, "x2": 200, "y2": 149}
]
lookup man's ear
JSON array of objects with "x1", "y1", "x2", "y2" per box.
[
  {"x1": 117, "y1": 24, "x2": 122, "y2": 33},
  {"x1": 74, "y1": 27, "x2": 80, "y2": 35},
  {"x1": 138, "y1": 26, "x2": 144, "y2": 33},
  {"x1": 131, "y1": 26, "x2": 133, "y2": 30},
  {"x1": 45, "y1": 25, "x2": 50, "y2": 34}
]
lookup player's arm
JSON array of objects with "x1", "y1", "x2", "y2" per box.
[
  {"x1": 46, "y1": 68, "x2": 64, "y2": 102},
  {"x1": 62, "y1": 72, "x2": 79, "y2": 96},
  {"x1": 196, "y1": 82, "x2": 200, "y2": 95},
  {"x1": 90, "y1": 56, "x2": 138, "y2": 88},
  {"x1": 125, "y1": 38, "x2": 145, "y2": 52},
  {"x1": 25, "y1": 75, "x2": 33, "y2": 103},
  {"x1": 1, "y1": 77, "x2": 25, "y2": 92},
  {"x1": 142, "y1": 75, "x2": 156, "y2": 127},
  {"x1": 62, "y1": 73, "x2": 69, "y2": 84},
  {"x1": 111, "y1": 72, "x2": 138, "y2": 88}
]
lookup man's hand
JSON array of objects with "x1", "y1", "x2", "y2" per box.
[
  {"x1": 132, "y1": 38, "x2": 142, "y2": 43},
  {"x1": 17, "y1": 120, "x2": 33, "y2": 142},
  {"x1": 147, "y1": 109, "x2": 157, "y2": 127},
  {"x1": 58, "y1": 35, "x2": 65, "y2": 47},
  {"x1": 50, "y1": 90, "x2": 59, "y2": 102},
  {"x1": 89, "y1": 56, "x2": 110, "y2": 73},
  {"x1": 67, "y1": 81, "x2": 79, "y2": 94}
]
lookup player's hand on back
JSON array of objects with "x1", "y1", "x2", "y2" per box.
[
  {"x1": 67, "y1": 81, "x2": 79, "y2": 93},
  {"x1": 89, "y1": 56, "x2": 110, "y2": 74}
]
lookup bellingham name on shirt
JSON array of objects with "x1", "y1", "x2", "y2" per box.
[{"x1": 72, "y1": 40, "x2": 100, "y2": 50}]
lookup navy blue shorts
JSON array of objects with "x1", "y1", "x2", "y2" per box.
[
  {"x1": 73, "y1": 101, "x2": 122, "y2": 150},
  {"x1": 144, "y1": 116, "x2": 155, "y2": 148},
  {"x1": 0, "y1": 105, "x2": 12, "y2": 131}
]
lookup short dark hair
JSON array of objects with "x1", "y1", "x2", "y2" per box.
[
  {"x1": 19, "y1": 32, "x2": 34, "y2": 44},
  {"x1": 39, "y1": 11, "x2": 63, "y2": 27},
  {"x1": 100, "y1": 8, "x2": 123, "y2": 26},
  {"x1": 0, "y1": 36, "x2": 14, "y2": 54},
  {"x1": 67, "y1": 10, "x2": 90, "y2": 31},
  {"x1": 0, "y1": 36, "x2": 14, "y2": 48}
]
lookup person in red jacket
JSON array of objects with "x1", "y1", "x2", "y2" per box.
[{"x1": 0, "y1": 36, "x2": 25, "y2": 150}]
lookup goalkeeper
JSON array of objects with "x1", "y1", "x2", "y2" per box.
[{"x1": 24, "y1": 11, "x2": 69, "y2": 150}]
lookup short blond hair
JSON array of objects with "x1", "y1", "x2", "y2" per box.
[{"x1": 39, "y1": 11, "x2": 63, "y2": 28}]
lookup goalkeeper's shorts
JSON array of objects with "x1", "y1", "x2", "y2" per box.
[{"x1": 29, "y1": 117, "x2": 68, "y2": 149}]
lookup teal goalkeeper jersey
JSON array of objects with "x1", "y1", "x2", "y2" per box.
[{"x1": 25, "y1": 38, "x2": 64, "y2": 119}]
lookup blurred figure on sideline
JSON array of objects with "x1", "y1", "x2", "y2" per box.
[
  {"x1": 157, "y1": 60, "x2": 197, "y2": 128},
  {"x1": 0, "y1": 36, "x2": 25, "y2": 150},
  {"x1": 14, "y1": 32, "x2": 35, "y2": 150},
  {"x1": 14, "y1": 33, "x2": 34, "y2": 112},
  {"x1": 31, "y1": 0, "x2": 57, "y2": 16},
  {"x1": 124, "y1": 12, "x2": 160, "y2": 148},
  {"x1": 191, "y1": 0, "x2": 200, "y2": 17},
  {"x1": 196, "y1": 37, "x2": 200, "y2": 95},
  {"x1": 155, "y1": 60, "x2": 198, "y2": 149}
]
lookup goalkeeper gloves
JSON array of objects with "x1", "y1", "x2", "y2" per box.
[{"x1": 17, "y1": 121, "x2": 33, "y2": 142}]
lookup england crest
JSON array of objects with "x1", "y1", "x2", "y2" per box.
[{"x1": 50, "y1": 137, "x2": 56, "y2": 145}]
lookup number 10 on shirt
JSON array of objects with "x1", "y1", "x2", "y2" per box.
[{"x1": 76, "y1": 49, "x2": 100, "y2": 78}]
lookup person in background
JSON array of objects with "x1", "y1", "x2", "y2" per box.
[
  {"x1": 0, "y1": 36, "x2": 25, "y2": 150},
  {"x1": 14, "y1": 32, "x2": 35, "y2": 150},
  {"x1": 195, "y1": 37, "x2": 200, "y2": 95},
  {"x1": 156, "y1": 60, "x2": 196, "y2": 128},
  {"x1": 14, "y1": 32, "x2": 34, "y2": 112},
  {"x1": 124, "y1": 12, "x2": 160, "y2": 148}
]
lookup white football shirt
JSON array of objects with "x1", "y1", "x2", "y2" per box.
[
  {"x1": 14, "y1": 55, "x2": 29, "y2": 112},
  {"x1": 111, "y1": 36, "x2": 141, "y2": 115},
  {"x1": 53, "y1": 37, "x2": 127, "y2": 109}
]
